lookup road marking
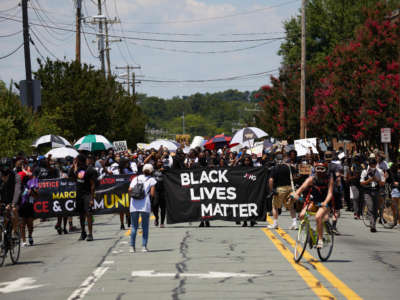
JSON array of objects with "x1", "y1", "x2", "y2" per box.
[
  {"x1": 262, "y1": 228, "x2": 335, "y2": 299},
  {"x1": 266, "y1": 216, "x2": 362, "y2": 300},
  {"x1": 102, "y1": 261, "x2": 114, "y2": 265},
  {"x1": 124, "y1": 215, "x2": 156, "y2": 236},
  {"x1": 0, "y1": 277, "x2": 44, "y2": 294},
  {"x1": 67, "y1": 267, "x2": 109, "y2": 300},
  {"x1": 131, "y1": 270, "x2": 262, "y2": 279}
]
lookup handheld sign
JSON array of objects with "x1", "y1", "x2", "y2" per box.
[
  {"x1": 294, "y1": 138, "x2": 318, "y2": 156},
  {"x1": 113, "y1": 140, "x2": 128, "y2": 153}
]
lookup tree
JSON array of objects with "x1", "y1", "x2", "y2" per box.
[
  {"x1": 308, "y1": 2, "x2": 400, "y2": 154},
  {"x1": 34, "y1": 59, "x2": 146, "y2": 147}
]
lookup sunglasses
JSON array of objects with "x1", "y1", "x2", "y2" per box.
[{"x1": 315, "y1": 166, "x2": 327, "y2": 172}]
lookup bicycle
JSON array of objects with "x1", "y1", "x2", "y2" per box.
[
  {"x1": 294, "y1": 200, "x2": 334, "y2": 263},
  {"x1": 0, "y1": 204, "x2": 21, "y2": 266}
]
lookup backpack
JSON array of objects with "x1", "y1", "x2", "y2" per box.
[{"x1": 130, "y1": 176, "x2": 150, "y2": 200}]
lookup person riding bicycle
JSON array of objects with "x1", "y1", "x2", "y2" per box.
[
  {"x1": 0, "y1": 157, "x2": 22, "y2": 235},
  {"x1": 291, "y1": 161, "x2": 334, "y2": 249}
]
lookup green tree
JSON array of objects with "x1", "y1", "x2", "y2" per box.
[{"x1": 34, "y1": 59, "x2": 145, "y2": 147}]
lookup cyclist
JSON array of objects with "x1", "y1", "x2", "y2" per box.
[
  {"x1": 291, "y1": 161, "x2": 334, "y2": 249},
  {"x1": 0, "y1": 158, "x2": 22, "y2": 236}
]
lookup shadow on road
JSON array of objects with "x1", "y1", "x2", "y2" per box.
[{"x1": 148, "y1": 249, "x2": 174, "y2": 253}]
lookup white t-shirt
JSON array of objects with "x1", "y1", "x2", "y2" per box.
[{"x1": 129, "y1": 174, "x2": 157, "y2": 213}]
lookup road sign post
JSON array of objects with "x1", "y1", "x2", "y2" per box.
[{"x1": 381, "y1": 128, "x2": 391, "y2": 160}]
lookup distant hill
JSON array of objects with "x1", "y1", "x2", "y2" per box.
[{"x1": 137, "y1": 89, "x2": 260, "y2": 139}]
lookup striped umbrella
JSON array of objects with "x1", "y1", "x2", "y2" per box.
[
  {"x1": 74, "y1": 134, "x2": 113, "y2": 151},
  {"x1": 32, "y1": 134, "x2": 71, "y2": 148}
]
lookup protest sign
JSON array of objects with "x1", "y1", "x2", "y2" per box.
[
  {"x1": 298, "y1": 164, "x2": 312, "y2": 175},
  {"x1": 163, "y1": 167, "x2": 268, "y2": 224},
  {"x1": 246, "y1": 141, "x2": 264, "y2": 157},
  {"x1": 294, "y1": 138, "x2": 318, "y2": 156},
  {"x1": 113, "y1": 140, "x2": 128, "y2": 153}
]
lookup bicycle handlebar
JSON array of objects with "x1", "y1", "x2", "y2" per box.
[{"x1": 289, "y1": 195, "x2": 328, "y2": 208}]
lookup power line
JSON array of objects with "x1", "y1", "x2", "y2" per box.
[
  {"x1": 0, "y1": 15, "x2": 285, "y2": 43},
  {"x1": 30, "y1": 28, "x2": 60, "y2": 60},
  {"x1": 30, "y1": 36, "x2": 46, "y2": 61},
  {"x1": 82, "y1": 23, "x2": 99, "y2": 59},
  {"x1": 0, "y1": 30, "x2": 22, "y2": 38},
  {"x1": 121, "y1": 0, "x2": 299, "y2": 25},
  {"x1": 0, "y1": 4, "x2": 19, "y2": 13},
  {"x1": 0, "y1": 42, "x2": 23, "y2": 60},
  {"x1": 140, "y1": 69, "x2": 279, "y2": 83},
  {"x1": 127, "y1": 39, "x2": 279, "y2": 54}
]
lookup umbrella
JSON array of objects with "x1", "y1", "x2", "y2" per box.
[
  {"x1": 32, "y1": 134, "x2": 71, "y2": 148},
  {"x1": 231, "y1": 127, "x2": 268, "y2": 147},
  {"x1": 204, "y1": 134, "x2": 232, "y2": 150},
  {"x1": 45, "y1": 147, "x2": 78, "y2": 159},
  {"x1": 74, "y1": 134, "x2": 113, "y2": 151},
  {"x1": 147, "y1": 140, "x2": 178, "y2": 151}
]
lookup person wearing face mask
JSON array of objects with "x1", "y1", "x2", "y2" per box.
[
  {"x1": 268, "y1": 151, "x2": 298, "y2": 230},
  {"x1": 153, "y1": 159, "x2": 167, "y2": 227},
  {"x1": 360, "y1": 157, "x2": 384, "y2": 232}
]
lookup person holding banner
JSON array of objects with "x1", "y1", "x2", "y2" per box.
[
  {"x1": 128, "y1": 164, "x2": 157, "y2": 253},
  {"x1": 69, "y1": 154, "x2": 97, "y2": 241}
]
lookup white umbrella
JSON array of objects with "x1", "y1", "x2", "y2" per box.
[
  {"x1": 32, "y1": 134, "x2": 71, "y2": 148},
  {"x1": 148, "y1": 140, "x2": 178, "y2": 151},
  {"x1": 45, "y1": 147, "x2": 79, "y2": 159},
  {"x1": 231, "y1": 127, "x2": 268, "y2": 146}
]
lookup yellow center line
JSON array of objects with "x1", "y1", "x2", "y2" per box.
[
  {"x1": 266, "y1": 216, "x2": 363, "y2": 300},
  {"x1": 262, "y1": 228, "x2": 335, "y2": 299},
  {"x1": 124, "y1": 215, "x2": 156, "y2": 236}
]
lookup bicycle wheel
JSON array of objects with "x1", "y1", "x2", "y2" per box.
[
  {"x1": 361, "y1": 201, "x2": 370, "y2": 228},
  {"x1": 294, "y1": 220, "x2": 309, "y2": 263},
  {"x1": 9, "y1": 225, "x2": 20, "y2": 264},
  {"x1": 0, "y1": 225, "x2": 6, "y2": 267},
  {"x1": 317, "y1": 221, "x2": 334, "y2": 261}
]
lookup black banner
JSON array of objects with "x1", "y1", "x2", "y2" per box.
[
  {"x1": 34, "y1": 175, "x2": 134, "y2": 218},
  {"x1": 164, "y1": 167, "x2": 268, "y2": 224}
]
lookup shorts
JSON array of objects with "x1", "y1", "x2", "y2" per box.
[
  {"x1": 76, "y1": 194, "x2": 91, "y2": 215},
  {"x1": 391, "y1": 188, "x2": 400, "y2": 198},
  {"x1": 19, "y1": 203, "x2": 34, "y2": 219},
  {"x1": 272, "y1": 186, "x2": 294, "y2": 209}
]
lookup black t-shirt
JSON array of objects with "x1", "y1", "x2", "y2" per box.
[
  {"x1": 69, "y1": 166, "x2": 98, "y2": 196},
  {"x1": 271, "y1": 164, "x2": 296, "y2": 188}
]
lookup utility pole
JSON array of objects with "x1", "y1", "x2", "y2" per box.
[
  {"x1": 21, "y1": 0, "x2": 33, "y2": 108},
  {"x1": 300, "y1": 0, "x2": 307, "y2": 139},
  {"x1": 104, "y1": 18, "x2": 121, "y2": 78},
  {"x1": 115, "y1": 65, "x2": 141, "y2": 95},
  {"x1": 97, "y1": 0, "x2": 105, "y2": 73},
  {"x1": 75, "y1": 0, "x2": 82, "y2": 62}
]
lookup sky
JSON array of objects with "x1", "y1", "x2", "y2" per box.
[{"x1": 0, "y1": 0, "x2": 300, "y2": 99}]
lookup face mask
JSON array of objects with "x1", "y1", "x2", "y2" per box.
[{"x1": 252, "y1": 159, "x2": 257, "y2": 163}]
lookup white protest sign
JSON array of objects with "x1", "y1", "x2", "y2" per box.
[
  {"x1": 381, "y1": 128, "x2": 391, "y2": 143},
  {"x1": 246, "y1": 141, "x2": 264, "y2": 157},
  {"x1": 294, "y1": 138, "x2": 318, "y2": 156},
  {"x1": 113, "y1": 140, "x2": 128, "y2": 153}
]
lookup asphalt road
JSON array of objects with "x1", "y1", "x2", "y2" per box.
[{"x1": 0, "y1": 211, "x2": 399, "y2": 300}]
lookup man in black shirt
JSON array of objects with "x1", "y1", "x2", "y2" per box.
[
  {"x1": 268, "y1": 152, "x2": 297, "y2": 230},
  {"x1": 69, "y1": 154, "x2": 97, "y2": 241}
]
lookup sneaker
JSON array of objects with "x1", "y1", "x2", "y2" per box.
[
  {"x1": 28, "y1": 237, "x2": 34, "y2": 246},
  {"x1": 63, "y1": 228, "x2": 68, "y2": 234},
  {"x1": 78, "y1": 232, "x2": 87, "y2": 241},
  {"x1": 129, "y1": 247, "x2": 136, "y2": 253},
  {"x1": 250, "y1": 221, "x2": 257, "y2": 227},
  {"x1": 86, "y1": 234, "x2": 93, "y2": 241},
  {"x1": 267, "y1": 223, "x2": 278, "y2": 229},
  {"x1": 205, "y1": 221, "x2": 210, "y2": 227},
  {"x1": 160, "y1": 224, "x2": 165, "y2": 228},
  {"x1": 154, "y1": 219, "x2": 159, "y2": 226},
  {"x1": 242, "y1": 221, "x2": 248, "y2": 227},
  {"x1": 370, "y1": 227, "x2": 377, "y2": 233},
  {"x1": 142, "y1": 247, "x2": 149, "y2": 252},
  {"x1": 120, "y1": 224, "x2": 125, "y2": 230},
  {"x1": 22, "y1": 242, "x2": 29, "y2": 248},
  {"x1": 55, "y1": 225, "x2": 62, "y2": 235},
  {"x1": 316, "y1": 239, "x2": 324, "y2": 249},
  {"x1": 289, "y1": 223, "x2": 298, "y2": 230},
  {"x1": 199, "y1": 221, "x2": 204, "y2": 227}
]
